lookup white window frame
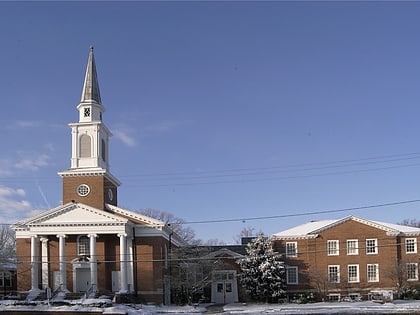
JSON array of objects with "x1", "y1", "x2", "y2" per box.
[
  {"x1": 407, "y1": 263, "x2": 419, "y2": 281},
  {"x1": 286, "y1": 266, "x2": 298, "y2": 284},
  {"x1": 348, "y1": 264, "x2": 359, "y2": 283},
  {"x1": 328, "y1": 265, "x2": 340, "y2": 283},
  {"x1": 366, "y1": 239, "x2": 378, "y2": 255},
  {"x1": 367, "y1": 264, "x2": 379, "y2": 282},
  {"x1": 327, "y1": 240, "x2": 339, "y2": 256},
  {"x1": 406, "y1": 238, "x2": 417, "y2": 254},
  {"x1": 286, "y1": 242, "x2": 297, "y2": 257},
  {"x1": 77, "y1": 235, "x2": 90, "y2": 256},
  {"x1": 347, "y1": 239, "x2": 359, "y2": 255}
]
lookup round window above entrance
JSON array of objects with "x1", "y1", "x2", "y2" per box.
[{"x1": 76, "y1": 184, "x2": 90, "y2": 197}]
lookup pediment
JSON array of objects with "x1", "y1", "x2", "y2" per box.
[{"x1": 15, "y1": 202, "x2": 128, "y2": 228}]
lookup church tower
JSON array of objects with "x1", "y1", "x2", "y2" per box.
[{"x1": 58, "y1": 47, "x2": 120, "y2": 209}]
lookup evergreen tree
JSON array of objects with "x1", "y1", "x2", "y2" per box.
[{"x1": 237, "y1": 232, "x2": 286, "y2": 302}]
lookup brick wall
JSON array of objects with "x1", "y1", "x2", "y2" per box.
[{"x1": 273, "y1": 220, "x2": 417, "y2": 299}]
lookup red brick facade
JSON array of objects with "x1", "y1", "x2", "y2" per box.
[
  {"x1": 272, "y1": 217, "x2": 420, "y2": 301},
  {"x1": 16, "y1": 233, "x2": 172, "y2": 304},
  {"x1": 62, "y1": 175, "x2": 117, "y2": 209}
]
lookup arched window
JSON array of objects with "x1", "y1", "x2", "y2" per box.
[
  {"x1": 80, "y1": 134, "x2": 91, "y2": 158},
  {"x1": 78, "y1": 236, "x2": 90, "y2": 256},
  {"x1": 101, "y1": 139, "x2": 106, "y2": 162}
]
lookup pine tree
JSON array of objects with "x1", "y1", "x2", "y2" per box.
[{"x1": 237, "y1": 232, "x2": 286, "y2": 302}]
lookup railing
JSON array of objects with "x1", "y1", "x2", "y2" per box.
[{"x1": 83, "y1": 285, "x2": 95, "y2": 301}]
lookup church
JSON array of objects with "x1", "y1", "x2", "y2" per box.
[{"x1": 12, "y1": 47, "x2": 183, "y2": 304}]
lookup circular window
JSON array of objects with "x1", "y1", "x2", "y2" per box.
[
  {"x1": 76, "y1": 184, "x2": 90, "y2": 197},
  {"x1": 108, "y1": 188, "x2": 113, "y2": 201}
]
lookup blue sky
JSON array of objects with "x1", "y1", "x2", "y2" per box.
[{"x1": 2, "y1": 1, "x2": 420, "y2": 243}]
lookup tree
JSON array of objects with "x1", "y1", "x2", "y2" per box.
[
  {"x1": 137, "y1": 208, "x2": 197, "y2": 244},
  {"x1": 234, "y1": 226, "x2": 255, "y2": 244},
  {"x1": 0, "y1": 225, "x2": 15, "y2": 262},
  {"x1": 236, "y1": 232, "x2": 286, "y2": 302},
  {"x1": 398, "y1": 219, "x2": 420, "y2": 228}
]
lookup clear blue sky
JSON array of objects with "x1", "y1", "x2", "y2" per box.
[{"x1": 2, "y1": 1, "x2": 420, "y2": 244}]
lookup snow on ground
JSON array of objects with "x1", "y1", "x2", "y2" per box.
[{"x1": 2, "y1": 299, "x2": 420, "y2": 314}]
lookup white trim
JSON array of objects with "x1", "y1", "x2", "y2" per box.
[
  {"x1": 346, "y1": 239, "x2": 359, "y2": 255},
  {"x1": 327, "y1": 240, "x2": 339, "y2": 256},
  {"x1": 286, "y1": 266, "x2": 298, "y2": 284},
  {"x1": 405, "y1": 238, "x2": 417, "y2": 254},
  {"x1": 348, "y1": 264, "x2": 359, "y2": 283}
]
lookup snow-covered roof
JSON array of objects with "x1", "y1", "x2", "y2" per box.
[
  {"x1": 272, "y1": 215, "x2": 420, "y2": 240},
  {"x1": 272, "y1": 219, "x2": 337, "y2": 239}
]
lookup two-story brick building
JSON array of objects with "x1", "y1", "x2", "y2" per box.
[
  {"x1": 272, "y1": 215, "x2": 420, "y2": 301},
  {"x1": 12, "y1": 47, "x2": 183, "y2": 304}
]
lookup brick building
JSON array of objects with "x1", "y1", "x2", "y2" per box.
[
  {"x1": 272, "y1": 215, "x2": 420, "y2": 301},
  {"x1": 12, "y1": 47, "x2": 183, "y2": 304}
]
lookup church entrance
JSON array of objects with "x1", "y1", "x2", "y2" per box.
[
  {"x1": 72, "y1": 259, "x2": 91, "y2": 293},
  {"x1": 75, "y1": 268, "x2": 90, "y2": 292}
]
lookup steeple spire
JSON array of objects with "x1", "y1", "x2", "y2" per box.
[{"x1": 81, "y1": 46, "x2": 102, "y2": 104}]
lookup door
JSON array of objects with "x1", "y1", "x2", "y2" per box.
[
  {"x1": 211, "y1": 271, "x2": 238, "y2": 304},
  {"x1": 75, "y1": 268, "x2": 90, "y2": 292}
]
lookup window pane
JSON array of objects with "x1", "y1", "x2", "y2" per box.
[
  {"x1": 407, "y1": 263, "x2": 418, "y2": 281},
  {"x1": 328, "y1": 265, "x2": 340, "y2": 283},
  {"x1": 286, "y1": 242, "x2": 297, "y2": 257},
  {"x1": 366, "y1": 239, "x2": 377, "y2": 254},
  {"x1": 78, "y1": 236, "x2": 90, "y2": 256},
  {"x1": 327, "y1": 240, "x2": 339, "y2": 256},
  {"x1": 347, "y1": 240, "x2": 358, "y2": 255},
  {"x1": 287, "y1": 267, "x2": 298, "y2": 284},
  {"x1": 406, "y1": 239, "x2": 417, "y2": 253},
  {"x1": 348, "y1": 265, "x2": 359, "y2": 283},
  {"x1": 367, "y1": 264, "x2": 379, "y2": 282}
]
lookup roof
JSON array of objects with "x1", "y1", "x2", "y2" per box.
[
  {"x1": 80, "y1": 46, "x2": 102, "y2": 104},
  {"x1": 272, "y1": 215, "x2": 420, "y2": 239}
]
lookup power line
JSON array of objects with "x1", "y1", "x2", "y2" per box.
[
  {"x1": 179, "y1": 199, "x2": 420, "y2": 225},
  {"x1": 2, "y1": 198, "x2": 420, "y2": 228}
]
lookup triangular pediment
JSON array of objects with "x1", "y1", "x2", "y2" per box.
[
  {"x1": 311, "y1": 216, "x2": 400, "y2": 234},
  {"x1": 14, "y1": 202, "x2": 128, "y2": 228}
]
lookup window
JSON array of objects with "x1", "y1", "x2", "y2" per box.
[
  {"x1": 286, "y1": 266, "x2": 298, "y2": 284},
  {"x1": 348, "y1": 264, "x2": 359, "y2": 283},
  {"x1": 407, "y1": 263, "x2": 418, "y2": 281},
  {"x1": 328, "y1": 294, "x2": 340, "y2": 302},
  {"x1": 78, "y1": 235, "x2": 90, "y2": 256},
  {"x1": 84, "y1": 107, "x2": 91, "y2": 117},
  {"x1": 328, "y1": 265, "x2": 340, "y2": 283},
  {"x1": 406, "y1": 238, "x2": 417, "y2": 254},
  {"x1": 327, "y1": 240, "x2": 339, "y2": 256},
  {"x1": 76, "y1": 184, "x2": 90, "y2": 197},
  {"x1": 80, "y1": 134, "x2": 91, "y2": 158},
  {"x1": 347, "y1": 239, "x2": 359, "y2": 255},
  {"x1": 366, "y1": 239, "x2": 378, "y2": 254},
  {"x1": 101, "y1": 139, "x2": 106, "y2": 162},
  {"x1": 286, "y1": 242, "x2": 297, "y2": 257},
  {"x1": 367, "y1": 264, "x2": 379, "y2": 282},
  {"x1": 0, "y1": 272, "x2": 11, "y2": 288}
]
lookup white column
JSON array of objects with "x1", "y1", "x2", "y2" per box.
[
  {"x1": 30, "y1": 235, "x2": 39, "y2": 291},
  {"x1": 127, "y1": 236, "x2": 134, "y2": 292},
  {"x1": 57, "y1": 234, "x2": 67, "y2": 291},
  {"x1": 89, "y1": 234, "x2": 98, "y2": 293},
  {"x1": 40, "y1": 237, "x2": 49, "y2": 290},
  {"x1": 118, "y1": 233, "x2": 128, "y2": 293}
]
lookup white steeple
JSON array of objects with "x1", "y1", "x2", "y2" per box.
[{"x1": 58, "y1": 47, "x2": 120, "y2": 187}]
